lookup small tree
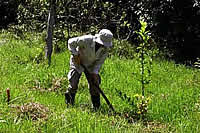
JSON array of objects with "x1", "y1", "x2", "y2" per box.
[
  {"x1": 115, "y1": 21, "x2": 157, "y2": 120},
  {"x1": 136, "y1": 21, "x2": 156, "y2": 97}
]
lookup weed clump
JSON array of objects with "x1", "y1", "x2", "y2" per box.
[
  {"x1": 31, "y1": 77, "x2": 67, "y2": 93},
  {"x1": 13, "y1": 102, "x2": 49, "y2": 121}
]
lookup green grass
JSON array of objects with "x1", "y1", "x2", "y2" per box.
[{"x1": 0, "y1": 31, "x2": 200, "y2": 132}]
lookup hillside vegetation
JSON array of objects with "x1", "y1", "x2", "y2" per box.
[{"x1": 0, "y1": 32, "x2": 200, "y2": 132}]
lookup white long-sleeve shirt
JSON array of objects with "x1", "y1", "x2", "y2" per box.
[{"x1": 68, "y1": 35, "x2": 110, "y2": 74}]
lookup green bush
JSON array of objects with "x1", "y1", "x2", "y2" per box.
[
  {"x1": 17, "y1": 0, "x2": 48, "y2": 32},
  {"x1": 110, "y1": 39, "x2": 136, "y2": 59}
]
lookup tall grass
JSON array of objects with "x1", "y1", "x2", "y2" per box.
[{"x1": 0, "y1": 31, "x2": 200, "y2": 132}]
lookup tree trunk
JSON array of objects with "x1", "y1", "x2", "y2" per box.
[{"x1": 45, "y1": 0, "x2": 56, "y2": 66}]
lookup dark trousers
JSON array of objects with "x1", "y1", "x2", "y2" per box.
[{"x1": 65, "y1": 69, "x2": 101, "y2": 107}]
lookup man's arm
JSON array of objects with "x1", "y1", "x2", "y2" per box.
[
  {"x1": 68, "y1": 35, "x2": 93, "y2": 55},
  {"x1": 68, "y1": 37, "x2": 79, "y2": 55}
]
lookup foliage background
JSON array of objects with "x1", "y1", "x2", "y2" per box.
[{"x1": 1, "y1": 0, "x2": 200, "y2": 61}]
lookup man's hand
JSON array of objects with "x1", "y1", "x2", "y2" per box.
[{"x1": 72, "y1": 55, "x2": 80, "y2": 66}]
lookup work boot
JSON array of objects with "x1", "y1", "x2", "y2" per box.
[
  {"x1": 65, "y1": 92, "x2": 76, "y2": 105},
  {"x1": 91, "y1": 95, "x2": 100, "y2": 109}
]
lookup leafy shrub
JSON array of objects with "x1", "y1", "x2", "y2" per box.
[
  {"x1": 110, "y1": 39, "x2": 136, "y2": 59},
  {"x1": 17, "y1": 0, "x2": 48, "y2": 32},
  {"x1": 115, "y1": 89, "x2": 151, "y2": 121}
]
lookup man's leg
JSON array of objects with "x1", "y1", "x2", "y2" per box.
[
  {"x1": 65, "y1": 69, "x2": 81, "y2": 105},
  {"x1": 86, "y1": 73, "x2": 101, "y2": 109}
]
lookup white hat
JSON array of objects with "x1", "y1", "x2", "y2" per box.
[{"x1": 95, "y1": 29, "x2": 113, "y2": 47}]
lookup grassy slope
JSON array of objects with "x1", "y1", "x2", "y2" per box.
[{"x1": 0, "y1": 32, "x2": 200, "y2": 132}]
